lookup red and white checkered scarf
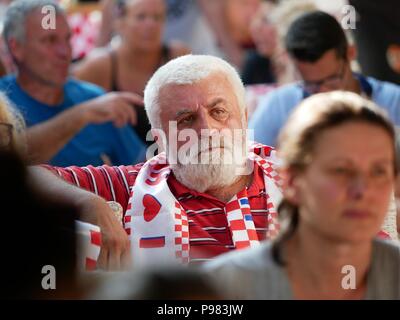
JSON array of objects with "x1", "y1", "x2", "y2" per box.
[{"x1": 124, "y1": 143, "x2": 283, "y2": 267}]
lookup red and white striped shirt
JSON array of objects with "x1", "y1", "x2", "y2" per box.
[{"x1": 43, "y1": 162, "x2": 274, "y2": 263}]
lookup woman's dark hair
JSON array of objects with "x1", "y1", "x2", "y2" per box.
[
  {"x1": 271, "y1": 91, "x2": 397, "y2": 266},
  {"x1": 285, "y1": 10, "x2": 348, "y2": 62}
]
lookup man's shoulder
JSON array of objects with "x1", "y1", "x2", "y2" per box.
[
  {"x1": 368, "y1": 76, "x2": 400, "y2": 100},
  {"x1": 257, "y1": 82, "x2": 303, "y2": 114},
  {"x1": 264, "y1": 82, "x2": 303, "y2": 102}
]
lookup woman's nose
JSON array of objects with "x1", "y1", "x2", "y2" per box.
[{"x1": 348, "y1": 175, "x2": 368, "y2": 200}]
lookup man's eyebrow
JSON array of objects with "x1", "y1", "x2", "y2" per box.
[
  {"x1": 175, "y1": 109, "x2": 194, "y2": 118},
  {"x1": 206, "y1": 98, "x2": 225, "y2": 108},
  {"x1": 175, "y1": 99, "x2": 225, "y2": 117}
]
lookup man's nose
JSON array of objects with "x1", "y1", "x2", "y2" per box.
[
  {"x1": 197, "y1": 109, "x2": 217, "y2": 132},
  {"x1": 56, "y1": 41, "x2": 71, "y2": 59},
  {"x1": 315, "y1": 83, "x2": 332, "y2": 94}
]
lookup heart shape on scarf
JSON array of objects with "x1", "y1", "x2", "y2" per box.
[{"x1": 143, "y1": 194, "x2": 162, "y2": 222}]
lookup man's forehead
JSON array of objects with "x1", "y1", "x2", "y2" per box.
[
  {"x1": 160, "y1": 74, "x2": 232, "y2": 98},
  {"x1": 26, "y1": 10, "x2": 69, "y2": 31},
  {"x1": 159, "y1": 82, "x2": 229, "y2": 113}
]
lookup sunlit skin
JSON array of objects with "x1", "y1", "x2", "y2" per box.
[
  {"x1": 157, "y1": 73, "x2": 251, "y2": 202},
  {"x1": 294, "y1": 49, "x2": 360, "y2": 94},
  {"x1": 283, "y1": 122, "x2": 395, "y2": 299}
]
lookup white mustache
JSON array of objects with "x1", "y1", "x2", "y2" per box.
[{"x1": 192, "y1": 140, "x2": 234, "y2": 160}]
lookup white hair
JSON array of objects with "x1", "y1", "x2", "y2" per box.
[{"x1": 144, "y1": 54, "x2": 246, "y2": 130}]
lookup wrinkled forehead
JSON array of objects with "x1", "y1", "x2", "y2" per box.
[{"x1": 158, "y1": 73, "x2": 237, "y2": 112}]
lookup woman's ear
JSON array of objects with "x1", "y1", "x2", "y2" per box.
[{"x1": 281, "y1": 167, "x2": 301, "y2": 205}]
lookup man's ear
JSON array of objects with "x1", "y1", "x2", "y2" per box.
[
  {"x1": 7, "y1": 38, "x2": 23, "y2": 64},
  {"x1": 151, "y1": 128, "x2": 166, "y2": 153},
  {"x1": 347, "y1": 44, "x2": 357, "y2": 62}
]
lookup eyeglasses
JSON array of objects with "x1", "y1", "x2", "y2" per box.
[
  {"x1": 301, "y1": 62, "x2": 346, "y2": 94},
  {"x1": 0, "y1": 123, "x2": 13, "y2": 149}
]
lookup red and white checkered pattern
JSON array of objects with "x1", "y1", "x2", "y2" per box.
[
  {"x1": 75, "y1": 221, "x2": 101, "y2": 271},
  {"x1": 124, "y1": 191, "x2": 134, "y2": 236},
  {"x1": 174, "y1": 202, "x2": 190, "y2": 263},
  {"x1": 256, "y1": 158, "x2": 283, "y2": 190},
  {"x1": 250, "y1": 143, "x2": 283, "y2": 240},
  {"x1": 226, "y1": 190, "x2": 259, "y2": 250}
]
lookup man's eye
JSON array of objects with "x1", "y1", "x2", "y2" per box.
[
  {"x1": 179, "y1": 116, "x2": 194, "y2": 125},
  {"x1": 212, "y1": 109, "x2": 227, "y2": 118}
]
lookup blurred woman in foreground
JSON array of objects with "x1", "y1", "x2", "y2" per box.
[{"x1": 206, "y1": 91, "x2": 400, "y2": 299}]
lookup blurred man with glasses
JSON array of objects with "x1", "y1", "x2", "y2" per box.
[{"x1": 250, "y1": 10, "x2": 400, "y2": 147}]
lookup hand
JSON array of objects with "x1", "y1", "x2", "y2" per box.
[
  {"x1": 81, "y1": 197, "x2": 132, "y2": 271},
  {"x1": 79, "y1": 92, "x2": 144, "y2": 128}
]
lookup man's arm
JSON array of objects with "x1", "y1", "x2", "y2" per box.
[
  {"x1": 26, "y1": 92, "x2": 142, "y2": 164},
  {"x1": 29, "y1": 166, "x2": 131, "y2": 270},
  {"x1": 26, "y1": 104, "x2": 87, "y2": 164}
]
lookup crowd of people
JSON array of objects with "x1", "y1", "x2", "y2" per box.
[{"x1": 1, "y1": 0, "x2": 400, "y2": 300}]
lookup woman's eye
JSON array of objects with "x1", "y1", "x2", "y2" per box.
[
  {"x1": 371, "y1": 167, "x2": 390, "y2": 178},
  {"x1": 332, "y1": 167, "x2": 352, "y2": 175}
]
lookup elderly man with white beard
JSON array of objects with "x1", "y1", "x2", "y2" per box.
[{"x1": 30, "y1": 55, "x2": 283, "y2": 270}]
